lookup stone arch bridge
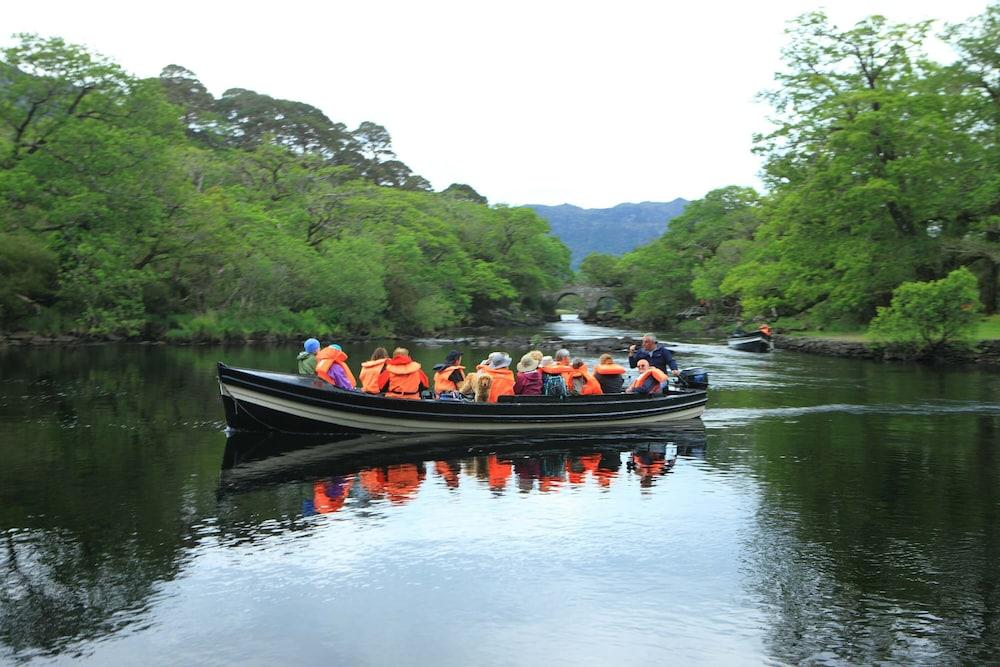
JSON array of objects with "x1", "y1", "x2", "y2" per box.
[{"x1": 543, "y1": 285, "x2": 618, "y2": 318}]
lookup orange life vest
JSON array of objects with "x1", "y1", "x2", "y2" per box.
[
  {"x1": 315, "y1": 347, "x2": 357, "y2": 387},
  {"x1": 358, "y1": 359, "x2": 387, "y2": 393},
  {"x1": 628, "y1": 367, "x2": 669, "y2": 393},
  {"x1": 570, "y1": 365, "x2": 604, "y2": 396},
  {"x1": 540, "y1": 364, "x2": 573, "y2": 389},
  {"x1": 378, "y1": 355, "x2": 429, "y2": 400},
  {"x1": 479, "y1": 367, "x2": 516, "y2": 403},
  {"x1": 758, "y1": 324, "x2": 773, "y2": 337},
  {"x1": 433, "y1": 365, "x2": 466, "y2": 394},
  {"x1": 594, "y1": 363, "x2": 626, "y2": 376}
]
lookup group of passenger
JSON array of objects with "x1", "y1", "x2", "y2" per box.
[{"x1": 296, "y1": 333, "x2": 682, "y2": 404}]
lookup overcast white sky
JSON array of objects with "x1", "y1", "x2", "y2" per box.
[{"x1": 3, "y1": 1, "x2": 992, "y2": 208}]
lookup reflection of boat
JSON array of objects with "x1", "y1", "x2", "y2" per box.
[
  {"x1": 727, "y1": 331, "x2": 773, "y2": 353},
  {"x1": 218, "y1": 363, "x2": 707, "y2": 434},
  {"x1": 219, "y1": 423, "x2": 707, "y2": 495}
]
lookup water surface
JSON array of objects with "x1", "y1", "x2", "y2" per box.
[{"x1": 1, "y1": 321, "x2": 998, "y2": 665}]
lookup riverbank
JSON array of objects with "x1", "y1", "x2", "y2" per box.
[{"x1": 774, "y1": 334, "x2": 1000, "y2": 366}]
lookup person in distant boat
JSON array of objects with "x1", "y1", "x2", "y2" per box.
[
  {"x1": 626, "y1": 358, "x2": 669, "y2": 394},
  {"x1": 628, "y1": 333, "x2": 679, "y2": 377},
  {"x1": 477, "y1": 352, "x2": 516, "y2": 403},
  {"x1": 432, "y1": 350, "x2": 466, "y2": 396},
  {"x1": 378, "y1": 347, "x2": 430, "y2": 400},
  {"x1": 569, "y1": 358, "x2": 603, "y2": 396},
  {"x1": 514, "y1": 353, "x2": 543, "y2": 396},
  {"x1": 297, "y1": 338, "x2": 320, "y2": 375},
  {"x1": 358, "y1": 347, "x2": 389, "y2": 394},
  {"x1": 757, "y1": 323, "x2": 773, "y2": 337},
  {"x1": 593, "y1": 353, "x2": 626, "y2": 393},
  {"x1": 315, "y1": 343, "x2": 357, "y2": 390}
]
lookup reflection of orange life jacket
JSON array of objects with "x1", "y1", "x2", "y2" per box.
[
  {"x1": 540, "y1": 364, "x2": 573, "y2": 389},
  {"x1": 758, "y1": 324, "x2": 773, "y2": 336},
  {"x1": 378, "y1": 356, "x2": 429, "y2": 400},
  {"x1": 315, "y1": 347, "x2": 357, "y2": 387},
  {"x1": 487, "y1": 455, "x2": 512, "y2": 491},
  {"x1": 433, "y1": 365, "x2": 466, "y2": 393},
  {"x1": 628, "y1": 367, "x2": 669, "y2": 393},
  {"x1": 478, "y1": 367, "x2": 516, "y2": 403},
  {"x1": 434, "y1": 460, "x2": 460, "y2": 488},
  {"x1": 312, "y1": 479, "x2": 350, "y2": 514},
  {"x1": 570, "y1": 365, "x2": 604, "y2": 395},
  {"x1": 358, "y1": 359, "x2": 387, "y2": 393},
  {"x1": 359, "y1": 464, "x2": 424, "y2": 504},
  {"x1": 566, "y1": 453, "x2": 602, "y2": 484}
]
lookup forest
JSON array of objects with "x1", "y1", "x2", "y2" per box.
[
  {"x1": 580, "y1": 8, "x2": 998, "y2": 341},
  {"x1": 0, "y1": 35, "x2": 571, "y2": 339}
]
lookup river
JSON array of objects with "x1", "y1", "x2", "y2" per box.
[{"x1": 1, "y1": 317, "x2": 999, "y2": 665}]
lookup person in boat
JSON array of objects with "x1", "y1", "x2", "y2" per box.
[
  {"x1": 540, "y1": 348, "x2": 574, "y2": 389},
  {"x1": 628, "y1": 333, "x2": 679, "y2": 377},
  {"x1": 593, "y1": 353, "x2": 626, "y2": 393},
  {"x1": 626, "y1": 358, "x2": 669, "y2": 394},
  {"x1": 297, "y1": 338, "x2": 320, "y2": 375},
  {"x1": 514, "y1": 353, "x2": 543, "y2": 396},
  {"x1": 569, "y1": 358, "x2": 603, "y2": 396},
  {"x1": 377, "y1": 347, "x2": 430, "y2": 400},
  {"x1": 538, "y1": 356, "x2": 569, "y2": 397},
  {"x1": 477, "y1": 351, "x2": 516, "y2": 403},
  {"x1": 358, "y1": 347, "x2": 389, "y2": 393},
  {"x1": 757, "y1": 323, "x2": 773, "y2": 337},
  {"x1": 315, "y1": 343, "x2": 357, "y2": 390},
  {"x1": 432, "y1": 350, "x2": 466, "y2": 397}
]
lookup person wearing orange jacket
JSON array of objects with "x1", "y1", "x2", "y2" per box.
[
  {"x1": 569, "y1": 358, "x2": 603, "y2": 396},
  {"x1": 626, "y1": 358, "x2": 669, "y2": 394},
  {"x1": 758, "y1": 323, "x2": 773, "y2": 337},
  {"x1": 377, "y1": 347, "x2": 430, "y2": 400},
  {"x1": 432, "y1": 350, "x2": 466, "y2": 395},
  {"x1": 315, "y1": 344, "x2": 357, "y2": 390},
  {"x1": 358, "y1": 347, "x2": 389, "y2": 394},
  {"x1": 477, "y1": 352, "x2": 516, "y2": 403},
  {"x1": 594, "y1": 353, "x2": 627, "y2": 393}
]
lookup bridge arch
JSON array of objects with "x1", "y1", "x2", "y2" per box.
[{"x1": 544, "y1": 285, "x2": 617, "y2": 318}]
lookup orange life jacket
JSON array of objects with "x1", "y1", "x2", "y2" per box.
[
  {"x1": 628, "y1": 367, "x2": 669, "y2": 393},
  {"x1": 570, "y1": 365, "x2": 604, "y2": 396},
  {"x1": 433, "y1": 365, "x2": 466, "y2": 394},
  {"x1": 358, "y1": 359, "x2": 387, "y2": 393},
  {"x1": 378, "y1": 355, "x2": 429, "y2": 400},
  {"x1": 315, "y1": 347, "x2": 357, "y2": 387},
  {"x1": 758, "y1": 324, "x2": 773, "y2": 337},
  {"x1": 594, "y1": 363, "x2": 627, "y2": 376},
  {"x1": 479, "y1": 367, "x2": 516, "y2": 403},
  {"x1": 540, "y1": 364, "x2": 573, "y2": 389}
]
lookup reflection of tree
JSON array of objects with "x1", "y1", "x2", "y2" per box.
[{"x1": 742, "y1": 414, "x2": 1000, "y2": 663}]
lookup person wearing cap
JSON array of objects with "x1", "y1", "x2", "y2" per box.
[
  {"x1": 315, "y1": 343, "x2": 357, "y2": 390},
  {"x1": 297, "y1": 338, "x2": 320, "y2": 375},
  {"x1": 432, "y1": 350, "x2": 466, "y2": 395},
  {"x1": 477, "y1": 351, "x2": 516, "y2": 403},
  {"x1": 538, "y1": 356, "x2": 569, "y2": 397},
  {"x1": 514, "y1": 353, "x2": 543, "y2": 396},
  {"x1": 628, "y1": 333, "x2": 679, "y2": 377},
  {"x1": 378, "y1": 347, "x2": 430, "y2": 400},
  {"x1": 594, "y1": 353, "x2": 627, "y2": 393},
  {"x1": 569, "y1": 358, "x2": 603, "y2": 396},
  {"x1": 358, "y1": 347, "x2": 389, "y2": 394}
]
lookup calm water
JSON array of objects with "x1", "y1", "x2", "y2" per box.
[{"x1": 2, "y1": 319, "x2": 999, "y2": 665}]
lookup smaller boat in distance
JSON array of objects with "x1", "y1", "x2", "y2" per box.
[{"x1": 727, "y1": 325, "x2": 774, "y2": 353}]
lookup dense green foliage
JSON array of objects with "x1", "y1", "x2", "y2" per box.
[
  {"x1": 0, "y1": 36, "x2": 570, "y2": 338},
  {"x1": 868, "y1": 267, "x2": 981, "y2": 353},
  {"x1": 581, "y1": 7, "x2": 999, "y2": 331}
]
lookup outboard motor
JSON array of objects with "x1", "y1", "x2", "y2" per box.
[{"x1": 678, "y1": 367, "x2": 709, "y2": 389}]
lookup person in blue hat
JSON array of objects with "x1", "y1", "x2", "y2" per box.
[{"x1": 298, "y1": 338, "x2": 320, "y2": 375}]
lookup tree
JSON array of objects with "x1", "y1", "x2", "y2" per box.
[
  {"x1": 868, "y1": 267, "x2": 982, "y2": 354},
  {"x1": 440, "y1": 183, "x2": 487, "y2": 204}
]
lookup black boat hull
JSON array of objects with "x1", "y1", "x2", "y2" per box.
[
  {"x1": 218, "y1": 363, "x2": 707, "y2": 434},
  {"x1": 727, "y1": 333, "x2": 773, "y2": 353}
]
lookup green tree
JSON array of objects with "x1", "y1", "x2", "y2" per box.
[{"x1": 868, "y1": 266, "x2": 982, "y2": 353}]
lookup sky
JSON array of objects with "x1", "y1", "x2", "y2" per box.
[{"x1": 3, "y1": 1, "x2": 992, "y2": 208}]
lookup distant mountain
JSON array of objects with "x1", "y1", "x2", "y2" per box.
[{"x1": 527, "y1": 199, "x2": 688, "y2": 268}]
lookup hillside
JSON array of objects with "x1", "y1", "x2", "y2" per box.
[{"x1": 527, "y1": 200, "x2": 688, "y2": 267}]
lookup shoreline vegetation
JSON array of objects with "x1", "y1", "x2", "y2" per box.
[{"x1": 2, "y1": 7, "x2": 997, "y2": 360}]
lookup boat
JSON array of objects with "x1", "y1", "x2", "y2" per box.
[
  {"x1": 727, "y1": 330, "x2": 773, "y2": 353},
  {"x1": 218, "y1": 362, "x2": 708, "y2": 434}
]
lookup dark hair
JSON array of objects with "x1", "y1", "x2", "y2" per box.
[{"x1": 371, "y1": 347, "x2": 389, "y2": 360}]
